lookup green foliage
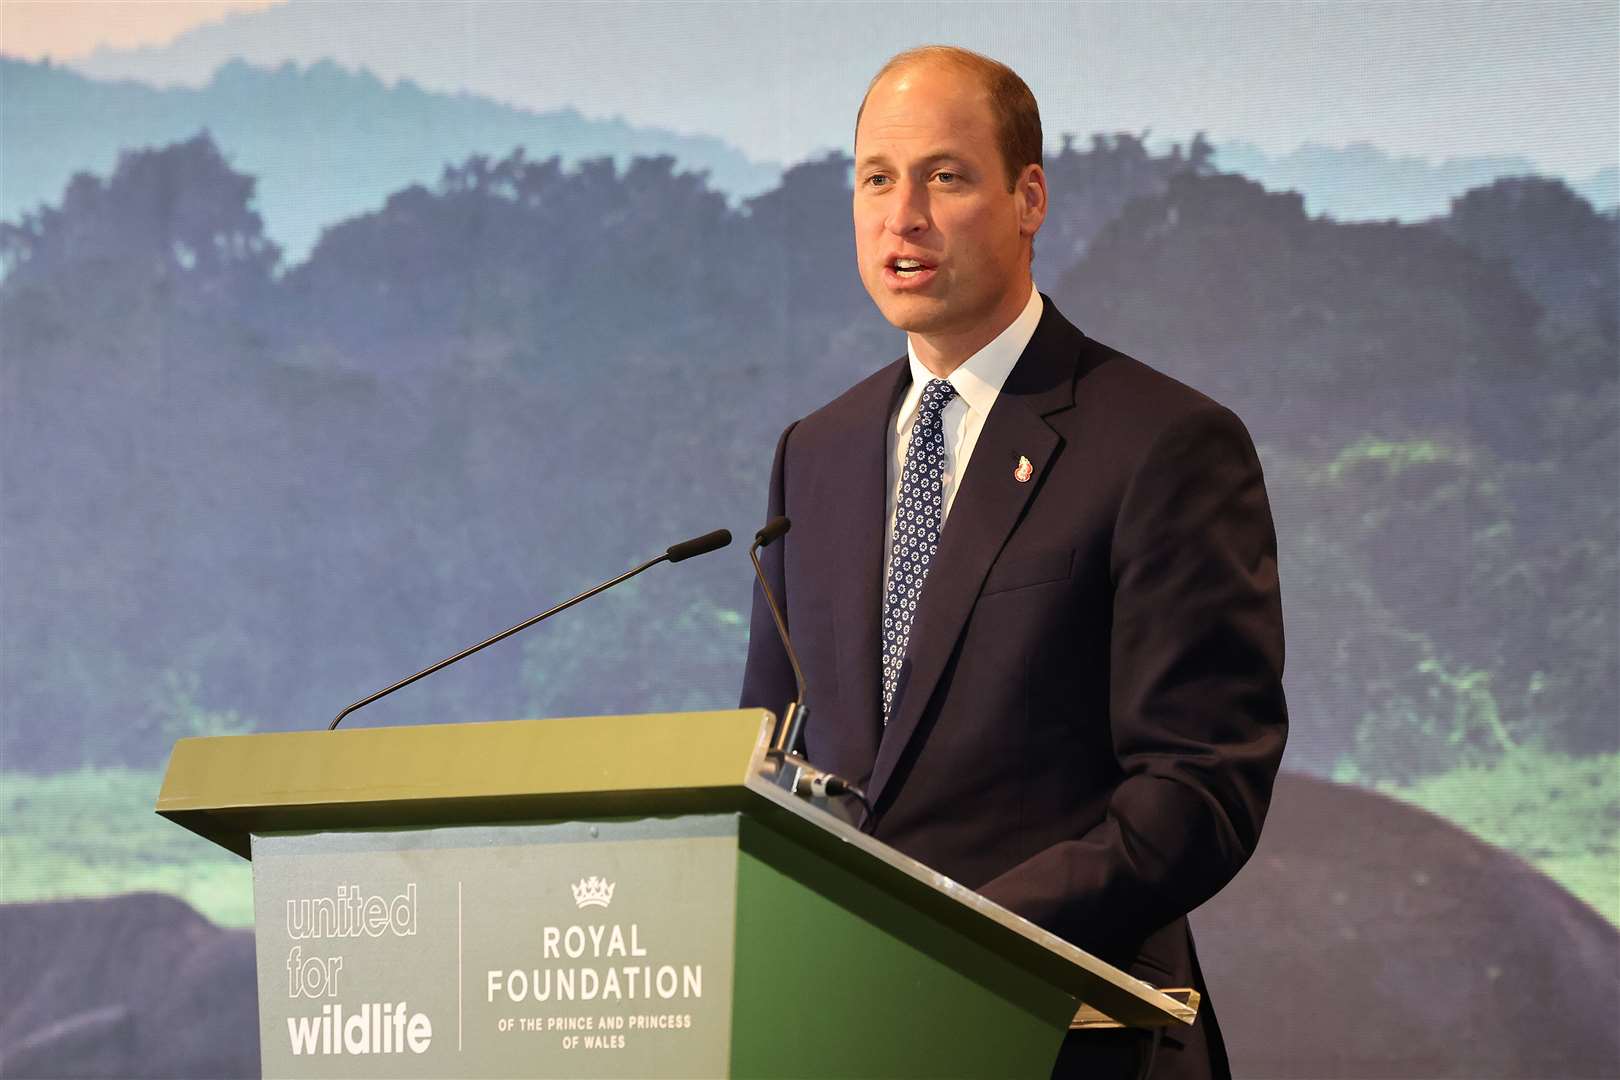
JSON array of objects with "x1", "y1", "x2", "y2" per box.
[
  {"x1": 1322, "y1": 435, "x2": 1451, "y2": 480},
  {"x1": 1338, "y1": 655, "x2": 1516, "y2": 784},
  {"x1": 1386, "y1": 749, "x2": 1620, "y2": 927},
  {"x1": 1, "y1": 131, "x2": 1614, "y2": 786},
  {"x1": 1271, "y1": 423, "x2": 1616, "y2": 780},
  {"x1": 0, "y1": 768, "x2": 252, "y2": 926}
]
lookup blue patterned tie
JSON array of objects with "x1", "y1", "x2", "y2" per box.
[{"x1": 881, "y1": 377, "x2": 957, "y2": 724}]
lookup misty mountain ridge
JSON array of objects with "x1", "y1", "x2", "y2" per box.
[
  {"x1": 1, "y1": 54, "x2": 782, "y2": 263},
  {"x1": 7, "y1": 54, "x2": 1615, "y2": 266},
  {"x1": 1213, "y1": 139, "x2": 1618, "y2": 222}
]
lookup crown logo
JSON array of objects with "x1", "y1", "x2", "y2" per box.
[{"x1": 571, "y1": 876, "x2": 615, "y2": 909}]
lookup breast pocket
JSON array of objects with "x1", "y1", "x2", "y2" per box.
[{"x1": 980, "y1": 548, "x2": 1075, "y2": 596}]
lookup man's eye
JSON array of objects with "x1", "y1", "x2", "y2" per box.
[
  {"x1": 865, "y1": 174, "x2": 891, "y2": 188},
  {"x1": 934, "y1": 171, "x2": 958, "y2": 184}
]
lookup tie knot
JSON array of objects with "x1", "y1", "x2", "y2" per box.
[{"x1": 919, "y1": 378, "x2": 956, "y2": 416}]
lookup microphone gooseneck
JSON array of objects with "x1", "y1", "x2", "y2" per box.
[
  {"x1": 747, "y1": 517, "x2": 806, "y2": 749},
  {"x1": 747, "y1": 515, "x2": 870, "y2": 820},
  {"x1": 329, "y1": 527, "x2": 733, "y2": 730}
]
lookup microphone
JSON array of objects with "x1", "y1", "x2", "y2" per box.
[
  {"x1": 329, "y1": 527, "x2": 733, "y2": 729},
  {"x1": 667, "y1": 528, "x2": 732, "y2": 563},
  {"x1": 754, "y1": 516, "x2": 791, "y2": 548},
  {"x1": 747, "y1": 516, "x2": 869, "y2": 818}
]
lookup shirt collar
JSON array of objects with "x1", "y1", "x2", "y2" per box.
[{"x1": 905, "y1": 284, "x2": 1043, "y2": 417}]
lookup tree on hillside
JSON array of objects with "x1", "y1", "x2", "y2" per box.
[
  {"x1": 0, "y1": 133, "x2": 287, "y2": 767},
  {"x1": 1036, "y1": 131, "x2": 1213, "y2": 284},
  {"x1": 740, "y1": 152, "x2": 867, "y2": 330},
  {"x1": 284, "y1": 150, "x2": 746, "y2": 376},
  {"x1": 0, "y1": 132, "x2": 279, "y2": 326},
  {"x1": 1438, "y1": 176, "x2": 1618, "y2": 370},
  {"x1": 736, "y1": 151, "x2": 895, "y2": 402},
  {"x1": 1057, "y1": 170, "x2": 1543, "y2": 455}
]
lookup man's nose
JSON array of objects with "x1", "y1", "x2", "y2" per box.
[{"x1": 884, "y1": 178, "x2": 929, "y2": 236}]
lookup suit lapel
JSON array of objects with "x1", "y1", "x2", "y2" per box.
[
  {"x1": 825, "y1": 359, "x2": 909, "y2": 783},
  {"x1": 866, "y1": 303, "x2": 1081, "y2": 809}
]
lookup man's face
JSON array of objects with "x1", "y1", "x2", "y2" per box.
[{"x1": 853, "y1": 62, "x2": 1045, "y2": 354}]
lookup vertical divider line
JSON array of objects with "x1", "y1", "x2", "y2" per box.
[{"x1": 458, "y1": 880, "x2": 464, "y2": 1051}]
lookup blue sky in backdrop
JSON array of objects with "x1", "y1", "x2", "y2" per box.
[{"x1": 18, "y1": 0, "x2": 1614, "y2": 183}]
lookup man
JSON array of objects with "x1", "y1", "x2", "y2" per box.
[{"x1": 740, "y1": 45, "x2": 1287, "y2": 1080}]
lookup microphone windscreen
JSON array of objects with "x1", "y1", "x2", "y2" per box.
[
  {"x1": 667, "y1": 528, "x2": 733, "y2": 563},
  {"x1": 754, "y1": 516, "x2": 792, "y2": 548}
]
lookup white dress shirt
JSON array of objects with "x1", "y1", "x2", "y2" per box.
[{"x1": 883, "y1": 284, "x2": 1044, "y2": 584}]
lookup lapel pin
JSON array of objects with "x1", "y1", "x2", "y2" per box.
[{"x1": 1014, "y1": 455, "x2": 1034, "y2": 483}]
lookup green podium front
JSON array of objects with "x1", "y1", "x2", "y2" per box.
[{"x1": 156, "y1": 710, "x2": 1193, "y2": 1078}]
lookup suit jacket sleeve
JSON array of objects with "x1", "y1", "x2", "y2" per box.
[
  {"x1": 739, "y1": 421, "x2": 800, "y2": 721},
  {"x1": 976, "y1": 403, "x2": 1288, "y2": 957}
]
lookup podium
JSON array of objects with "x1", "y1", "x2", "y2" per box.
[{"x1": 156, "y1": 710, "x2": 1195, "y2": 1078}]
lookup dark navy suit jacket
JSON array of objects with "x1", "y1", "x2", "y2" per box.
[{"x1": 740, "y1": 298, "x2": 1288, "y2": 1079}]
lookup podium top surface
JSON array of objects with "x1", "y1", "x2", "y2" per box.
[
  {"x1": 158, "y1": 709, "x2": 768, "y2": 855},
  {"x1": 157, "y1": 709, "x2": 1195, "y2": 1029}
]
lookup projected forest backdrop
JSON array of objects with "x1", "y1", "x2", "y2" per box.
[{"x1": 0, "y1": 5, "x2": 1616, "y2": 1074}]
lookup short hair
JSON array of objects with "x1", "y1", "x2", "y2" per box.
[{"x1": 855, "y1": 45, "x2": 1043, "y2": 192}]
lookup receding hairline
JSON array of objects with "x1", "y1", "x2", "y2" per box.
[
  {"x1": 854, "y1": 45, "x2": 1042, "y2": 188},
  {"x1": 855, "y1": 47, "x2": 996, "y2": 132}
]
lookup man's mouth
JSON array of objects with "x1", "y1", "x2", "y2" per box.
[{"x1": 885, "y1": 257, "x2": 937, "y2": 286}]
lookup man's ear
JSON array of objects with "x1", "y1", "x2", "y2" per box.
[{"x1": 1016, "y1": 163, "x2": 1048, "y2": 240}]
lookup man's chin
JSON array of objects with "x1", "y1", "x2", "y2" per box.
[{"x1": 870, "y1": 292, "x2": 951, "y2": 334}]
